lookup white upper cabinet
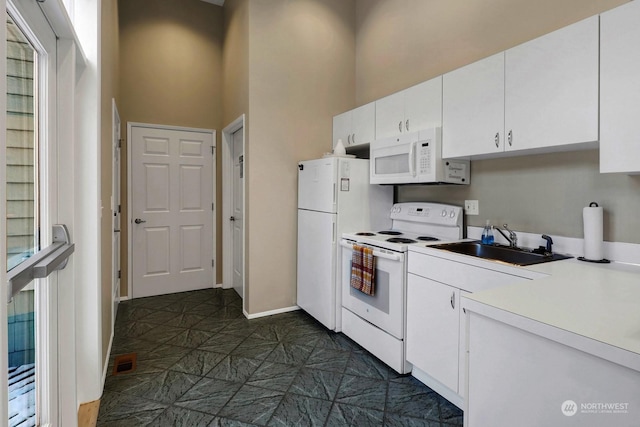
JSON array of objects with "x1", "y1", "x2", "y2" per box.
[
  {"x1": 505, "y1": 15, "x2": 599, "y2": 153},
  {"x1": 332, "y1": 102, "x2": 375, "y2": 149},
  {"x1": 442, "y1": 16, "x2": 598, "y2": 159},
  {"x1": 442, "y1": 53, "x2": 505, "y2": 159},
  {"x1": 375, "y1": 77, "x2": 442, "y2": 139},
  {"x1": 600, "y1": 1, "x2": 640, "y2": 174}
]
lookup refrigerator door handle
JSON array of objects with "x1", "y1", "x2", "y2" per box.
[{"x1": 333, "y1": 221, "x2": 336, "y2": 244}]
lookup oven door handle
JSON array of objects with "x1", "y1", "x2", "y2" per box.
[{"x1": 339, "y1": 241, "x2": 402, "y2": 262}]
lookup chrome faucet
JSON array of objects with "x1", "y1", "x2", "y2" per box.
[{"x1": 495, "y1": 224, "x2": 518, "y2": 248}]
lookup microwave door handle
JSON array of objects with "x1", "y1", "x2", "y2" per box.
[{"x1": 409, "y1": 141, "x2": 417, "y2": 177}]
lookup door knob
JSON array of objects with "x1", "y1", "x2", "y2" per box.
[
  {"x1": 134, "y1": 218, "x2": 146, "y2": 224},
  {"x1": 230, "y1": 216, "x2": 235, "y2": 222}
]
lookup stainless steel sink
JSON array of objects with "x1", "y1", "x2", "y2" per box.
[{"x1": 430, "y1": 241, "x2": 572, "y2": 266}]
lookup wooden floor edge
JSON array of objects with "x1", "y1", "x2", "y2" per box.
[{"x1": 78, "y1": 399, "x2": 100, "y2": 427}]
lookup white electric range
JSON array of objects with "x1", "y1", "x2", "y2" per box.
[{"x1": 339, "y1": 202, "x2": 463, "y2": 373}]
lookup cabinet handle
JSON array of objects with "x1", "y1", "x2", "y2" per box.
[
  {"x1": 450, "y1": 292, "x2": 455, "y2": 309},
  {"x1": 494, "y1": 132, "x2": 500, "y2": 148},
  {"x1": 508, "y1": 130, "x2": 513, "y2": 146},
  {"x1": 399, "y1": 121, "x2": 403, "y2": 133},
  {"x1": 347, "y1": 134, "x2": 351, "y2": 145},
  {"x1": 405, "y1": 119, "x2": 410, "y2": 132},
  {"x1": 352, "y1": 134, "x2": 356, "y2": 144}
]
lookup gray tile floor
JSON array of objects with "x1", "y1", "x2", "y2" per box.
[{"x1": 97, "y1": 288, "x2": 464, "y2": 427}]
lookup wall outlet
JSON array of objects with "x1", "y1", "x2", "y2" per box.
[{"x1": 465, "y1": 200, "x2": 479, "y2": 215}]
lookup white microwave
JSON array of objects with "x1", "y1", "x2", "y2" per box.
[{"x1": 369, "y1": 128, "x2": 470, "y2": 185}]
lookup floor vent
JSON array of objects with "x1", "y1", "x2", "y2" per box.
[{"x1": 113, "y1": 353, "x2": 137, "y2": 375}]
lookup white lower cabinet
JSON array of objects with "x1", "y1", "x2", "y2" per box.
[
  {"x1": 465, "y1": 312, "x2": 640, "y2": 427},
  {"x1": 406, "y1": 249, "x2": 544, "y2": 409},
  {"x1": 407, "y1": 274, "x2": 460, "y2": 393}
]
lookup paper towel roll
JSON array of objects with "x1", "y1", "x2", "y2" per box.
[{"x1": 583, "y1": 203, "x2": 604, "y2": 261}]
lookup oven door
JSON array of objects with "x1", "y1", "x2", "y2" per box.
[{"x1": 340, "y1": 240, "x2": 406, "y2": 339}]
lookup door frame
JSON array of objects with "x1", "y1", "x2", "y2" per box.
[
  {"x1": 221, "y1": 115, "x2": 245, "y2": 303},
  {"x1": 127, "y1": 122, "x2": 217, "y2": 299},
  {"x1": 111, "y1": 99, "x2": 121, "y2": 323}
]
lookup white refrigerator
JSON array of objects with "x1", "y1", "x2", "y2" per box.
[{"x1": 297, "y1": 157, "x2": 392, "y2": 331}]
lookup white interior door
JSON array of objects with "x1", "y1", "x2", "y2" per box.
[
  {"x1": 112, "y1": 100, "x2": 121, "y2": 320},
  {"x1": 130, "y1": 125, "x2": 214, "y2": 298},
  {"x1": 231, "y1": 128, "x2": 244, "y2": 299}
]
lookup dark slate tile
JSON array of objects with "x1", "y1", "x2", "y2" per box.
[
  {"x1": 250, "y1": 324, "x2": 291, "y2": 342},
  {"x1": 110, "y1": 336, "x2": 160, "y2": 356},
  {"x1": 97, "y1": 390, "x2": 167, "y2": 426},
  {"x1": 138, "y1": 310, "x2": 181, "y2": 325},
  {"x1": 165, "y1": 313, "x2": 208, "y2": 329},
  {"x1": 152, "y1": 406, "x2": 215, "y2": 427},
  {"x1": 231, "y1": 338, "x2": 278, "y2": 360},
  {"x1": 213, "y1": 306, "x2": 243, "y2": 320},
  {"x1": 335, "y1": 375, "x2": 388, "y2": 410},
  {"x1": 120, "y1": 370, "x2": 201, "y2": 404},
  {"x1": 114, "y1": 321, "x2": 157, "y2": 339},
  {"x1": 384, "y1": 413, "x2": 441, "y2": 427},
  {"x1": 280, "y1": 331, "x2": 326, "y2": 347},
  {"x1": 136, "y1": 343, "x2": 193, "y2": 370},
  {"x1": 135, "y1": 323, "x2": 187, "y2": 344},
  {"x1": 221, "y1": 290, "x2": 242, "y2": 306},
  {"x1": 246, "y1": 361, "x2": 300, "y2": 392},
  {"x1": 218, "y1": 385, "x2": 284, "y2": 426},
  {"x1": 206, "y1": 355, "x2": 262, "y2": 383},
  {"x1": 386, "y1": 381, "x2": 440, "y2": 421},
  {"x1": 325, "y1": 403, "x2": 384, "y2": 427},
  {"x1": 221, "y1": 319, "x2": 260, "y2": 338},
  {"x1": 166, "y1": 329, "x2": 217, "y2": 349},
  {"x1": 171, "y1": 349, "x2": 227, "y2": 376},
  {"x1": 115, "y1": 306, "x2": 155, "y2": 323},
  {"x1": 200, "y1": 332, "x2": 246, "y2": 354},
  {"x1": 438, "y1": 395, "x2": 464, "y2": 425},
  {"x1": 190, "y1": 302, "x2": 225, "y2": 316},
  {"x1": 313, "y1": 332, "x2": 362, "y2": 352},
  {"x1": 305, "y1": 347, "x2": 350, "y2": 373},
  {"x1": 176, "y1": 377, "x2": 241, "y2": 415},
  {"x1": 208, "y1": 417, "x2": 260, "y2": 427},
  {"x1": 192, "y1": 317, "x2": 235, "y2": 334},
  {"x1": 103, "y1": 371, "x2": 160, "y2": 395},
  {"x1": 163, "y1": 300, "x2": 206, "y2": 313},
  {"x1": 267, "y1": 393, "x2": 332, "y2": 427},
  {"x1": 289, "y1": 368, "x2": 342, "y2": 401},
  {"x1": 265, "y1": 343, "x2": 313, "y2": 366},
  {"x1": 126, "y1": 297, "x2": 174, "y2": 311},
  {"x1": 345, "y1": 351, "x2": 391, "y2": 380}
]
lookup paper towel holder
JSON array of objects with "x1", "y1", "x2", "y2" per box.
[{"x1": 579, "y1": 201, "x2": 610, "y2": 263}]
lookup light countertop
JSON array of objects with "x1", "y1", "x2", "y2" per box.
[{"x1": 409, "y1": 244, "x2": 640, "y2": 371}]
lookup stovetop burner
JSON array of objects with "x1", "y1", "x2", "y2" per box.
[
  {"x1": 386, "y1": 237, "x2": 417, "y2": 244},
  {"x1": 356, "y1": 232, "x2": 376, "y2": 236},
  {"x1": 417, "y1": 236, "x2": 440, "y2": 242},
  {"x1": 378, "y1": 230, "x2": 402, "y2": 235}
]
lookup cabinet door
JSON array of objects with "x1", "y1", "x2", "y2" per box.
[
  {"x1": 406, "y1": 273, "x2": 460, "y2": 392},
  {"x1": 442, "y1": 53, "x2": 505, "y2": 159},
  {"x1": 375, "y1": 91, "x2": 405, "y2": 139},
  {"x1": 350, "y1": 102, "x2": 375, "y2": 147},
  {"x1": 600, "y1": 1, "x2": 640, "y2": 173},
  {"x1": 458, "y1": 290, "x2": 470, "y2": 399},
  {"x1": 505, "y1": 16, "x2": 598, "y2": 153},
  {"x1": 405, "y1": 77, "x2": 442, "y2": 133},
  {"x1": 332, "y1": 110, "x2": 351, "y2": 149}
]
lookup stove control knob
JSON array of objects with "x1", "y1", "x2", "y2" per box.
[
  {"x1": 441, "y1": 209, "x2": 447, "y2": 217},
  {"x1": 450, "y1": 211, "x2": 456, "y2": 219}
]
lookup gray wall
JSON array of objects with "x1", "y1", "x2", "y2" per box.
[{"x1": 397, "y1": 150, "x2": 640, "y2": 243}]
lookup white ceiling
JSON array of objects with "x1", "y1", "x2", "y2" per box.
[{"x1": 200, "y1": 0, "x2": 225, "y2": 6}]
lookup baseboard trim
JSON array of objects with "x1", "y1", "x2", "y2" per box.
[{"x1": 244, "y1": 305, "x2": 300, "y2": 319}]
